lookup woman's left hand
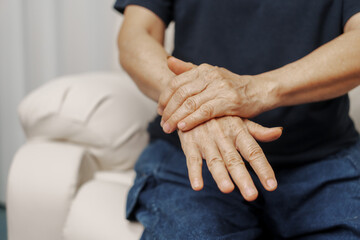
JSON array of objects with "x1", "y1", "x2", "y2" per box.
[
  {"x1": 158, "y1": 57, "x2": 275, "y2": 134},
  {"x1": 177, "y1": 115, "x2": 282, "y2": 200}
]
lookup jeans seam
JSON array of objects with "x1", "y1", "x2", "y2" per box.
[{"x1": 347, "y1": 154, "x2": 360, "y2": 171}]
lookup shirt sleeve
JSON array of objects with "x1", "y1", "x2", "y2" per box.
[
  {"x1": 114, "y1": 0, "x2": 174, "y2": 26},
  {"x1": 343, "y1": 0, "x2": 360, "y2": 27}
]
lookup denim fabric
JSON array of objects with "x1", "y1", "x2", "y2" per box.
[{"x1": 126, "y1": 138, "x2": 360, "y2": 240}]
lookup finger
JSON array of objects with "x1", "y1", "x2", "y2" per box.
[
  {"x1": 177, "y1": 99, "x2": 227, "y2": 131},
  {"x1": 216, "y1": 136, "x2": 258, "y2": 201},
  {"x1": 235, "y1": 123, "x2": 277, "y2": 192},
  {"x1": 244, "y1": 119, "x2": 283, "y2": 142},
  {"x1": 158, "y1": 68, "x2": 200, "y2": 115},
  {"x1": 163, "y1": 89, "x2": 220, "y2": 134},
  {"x1": 203, "y1": 140, "x2": 234, "y2": 194},
  {"x1": 167, "y1": 56, "x2": 196, "y2": 75},
  {"x1": 180, "y1": 139, "x2": 204, "y2": 191},
  {"x1": 161, "y1": 82, "x2": 207, "y2": 132}
]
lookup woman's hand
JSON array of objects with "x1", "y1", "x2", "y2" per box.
[
  {"x1": 178, "y1": 116, "x2": 282, "y2": 201},
  {"x1": 158, "y1": 57, "x2": 277, "y2": 133}
]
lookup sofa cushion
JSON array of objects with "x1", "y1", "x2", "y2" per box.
[
  {"x1": 18, "y1": 72, "x2": 157, "y2": 171},
  {"x1": 349, "y1": 87, "x2": 360, "y2": 132}
]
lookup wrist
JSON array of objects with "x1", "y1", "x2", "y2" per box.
[
  {"x1": 246, "y1": 72, "x2": 281, "y2": 115},
  {"x1": 157, "y1": 70, "x2": 176, "y2": 98}
]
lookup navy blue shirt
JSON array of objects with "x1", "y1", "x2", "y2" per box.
[{"x1": 115, "y1": 0, "x2": 360, "y2": 164}]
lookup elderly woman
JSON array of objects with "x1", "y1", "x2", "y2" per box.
[{"x1": 115, "y1": 1, "x2": 360, "y2": 239}]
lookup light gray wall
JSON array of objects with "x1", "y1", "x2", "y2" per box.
[
  {"x1": 0, "y1": 0, "x2": 175, "y2": 205},
  {"x1": 0, "y1": 0, "x2": 123, "y2": 204},
  {"x1": 1, "y1": 0, "x2": 27, "y2": 206}
]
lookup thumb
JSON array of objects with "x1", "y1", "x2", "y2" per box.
[
  {"x1": 167, "y1": 56, "x2": 196, "y2": 75},
  {"x1": 244, "y1": 120, "x2": 283, "y2": 143}
]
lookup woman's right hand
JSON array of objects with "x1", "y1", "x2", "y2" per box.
[{"x1": 177, "y1": 116, "x2": 282, "y2": 201}]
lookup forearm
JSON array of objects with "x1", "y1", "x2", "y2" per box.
[
  {"x1": 258, "y1": 29, "x2": 360, "y2": 110},
  {"x1": 157, "y1": 27, "x2": 360, "y2": 131},
  {"x1": 118, "y1": 7, "x2": 174, "y2": 101}
]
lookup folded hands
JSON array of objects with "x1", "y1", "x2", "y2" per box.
[{"x1": 159, "y1": 57, "x2": 282, "y2": 200}]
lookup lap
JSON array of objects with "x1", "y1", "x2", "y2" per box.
[
  {"x1": 265, "y1": 139, "x2": 360, "y2": 239},
  {"x1": 127, "y1": 139, "x2": 360, "y2": 240},
  {"x1": 128, "y1": 140, "x2": 264, "y2": 240}
]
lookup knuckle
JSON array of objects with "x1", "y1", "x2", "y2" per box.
[
  {"x1": 184, "y1": 97, "x2": 197, "y2": 111},
  {"x1": 187, "y1": 156, "x2": 202, "y2": 166},
  {"x1": 225, "y1": 153, "x2": 244, "y2": 169},
  {"x1": 209, "y1": 69, "x2": 222, "y2": 79},
  {"x1": 207, "y1": 156, "x2": 223, "y2": 168},
  {"x1": 247, "y1": 146, "x2": 264, "y2": 163},
  {"x1": 191, "y1": 68, "x2": 200, "y2": 78},
  {"x1": 169, "y1": 78, "x2": 178, "y2": 90},
  {"x1": 218, "y1": 67, "x2": 226, "y2": 72},
  {"x1": 235, "y1": 126, "x2": 248, "y2": 139},
  {"x1": 219, "y1": 80, "x2": 232, "y2": 90},
  {"x1": 174, "y1": 87, "x2": 187, "y2": 101},
  {"x1": 218, "y1": 81, "x2": 226, "y2": 89},
  {"x1": 200, "y1": 104, "x2": 214, "y2": 118},
  {"x1": 199, "y1": 63, "x2": 210, "y2": 70}
]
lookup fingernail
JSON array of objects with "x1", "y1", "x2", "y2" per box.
[
  {"x1": 178, "y1": 121, "x2": 186, "y2": 129},
  {"x1": 193, "y1": 179, "x2": 201, "y2": 189},
  {"x1": 245, "y1": 187, "x2": 257, "y2": 197},
  {"x1": 160, "y1": 119, "x2": 164, "y2": 127},
  {"x1": 221, "y1": 180, "x2": 233, "y2": 192},
  {"x1": 163, "y1": 123, "x2": 171, "y2": 133},
  {"x1": 266, "y1": 178, "x2": 277, "y2": 189},
  {"x1": 157, "y1": 107, "x2": 163, "y2": 115}
]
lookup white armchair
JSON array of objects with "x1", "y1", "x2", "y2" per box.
[
  {"x1": 6, "y1": 71, "x2": 360, "y2": 240},
  {"x1": 7, "y1": 72, "x2": 157, "y2": 240}
]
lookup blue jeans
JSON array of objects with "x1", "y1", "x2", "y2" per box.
[{"x1": 126, "y1": 138, "x2": 360, "y2": 240}]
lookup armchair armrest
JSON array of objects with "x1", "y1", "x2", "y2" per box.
[
  {"x1": 7, "y1": 141, "x2": 97, "y2": 240},
  {"x1": 63, "y1": 174, "x2": 143, "y2": 240},
  {"x1": 18, "y1": 72, "x2": 157, "y2": 171},
  {"x1": 8, "y1": 71, "x2": 158, "y2": 239}
]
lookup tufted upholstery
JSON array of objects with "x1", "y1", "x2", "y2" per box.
[{"x1": 18, "y1": 72, "x2": 157, "y2": 171}]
